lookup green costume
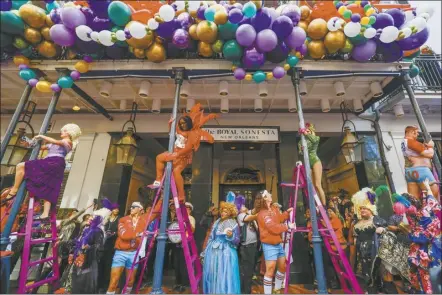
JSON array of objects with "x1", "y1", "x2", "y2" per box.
[{"x1": 298, "y1": 134, "x2": 321, "y2": 166}]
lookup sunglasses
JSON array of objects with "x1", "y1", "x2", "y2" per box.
[{"x1": 131, "y1": 206, "x2": 141, "y2": 209}]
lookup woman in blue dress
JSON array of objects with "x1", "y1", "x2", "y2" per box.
[{"x1": 202, "y1": 201, "x2": 241, "y2": 294}]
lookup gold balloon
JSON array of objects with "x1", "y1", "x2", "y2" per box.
[
  {"x1": 189, "y1": 11, "x2": 197, "y2": 18},
  {"x1": 19, "y1": 4, "x2": 47, "y2": 29},
  {"x1": 266, "y1": 72, "x2": 273, "y2": 80},
  {"x1": 36, "y1": 81, "x2": 52, "y2": 93},
  {"x1": 24, "y1": 27, "x2": 42, "y2": 44},
  {"x1": 75, "y1": 61, "x2": 90, "y2": 73},
  {"x1": 298, "y1": 20, "x2": 309, "y2": 32},
  {"x1": 308, "y1": 40, "x2": 326, "y2": 60},
  {"x1": 146, "y1": 42, "x2": 166, "y2": 63},
  {"x1": 189, "y1": 24, "x2": 199, "y2": 40},
  {"x1": 214, "y1": 11, "x2": 228, "y2": 25},
  {"x1": 66, "y1": 49, "x2": 77, "y2": 60},
  {"x1": 133, "y1": 48, "x2": 145, "y2": 59},
  {"x1": 307, "y1": 19, "x2": 328, "y2": 40},
  {"x1": 45, "y1": 15, "x2": 54, "y2": 27},
  {"x1": 41, "y1": 27, "x2": 51, "y2": 41},
  {"x1": 198, "y1": 41, "x2": 213, "y2": 57},
  {"x1": 196, "y1": 21, "x2": 218, "y2": 44},
  {"x1": 126, "y1": 22, "x2": 154, "y2": 49},
  {"x1": 13, "y1": 55, "x2": 30, "y2": 66},
  {"x1": 252, "y1": 1, "x2": 262, "y2": 10},
  {"x1": 37, "y1": 40, "x2": 60, "y2": 58},
  {"x1": 300, "y1": 6, "x2": 311, "y2": 20},
  {"x1": 245, "y1": 74, "x2": 252, "y2": 81},
  {"x1": 324, "y1": 30, "x2": 346, "y2": 54},
  {"x1": 283, "y1": 64, "x2": 290, "y2": 71},
  {"x1": 341, "y1": 39, "x2": 354, "y2": 53}
]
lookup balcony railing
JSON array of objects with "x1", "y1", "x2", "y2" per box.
[{"x1": 409, "y1": 54, "x2": 442, "y2": 92}]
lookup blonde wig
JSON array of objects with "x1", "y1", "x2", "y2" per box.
[
  {"x1": 219, "y1": 201, "x2": 238, "y2": 218},
  {"x1": 61, "y1": 123, "x2": 82, "y2": 148}
]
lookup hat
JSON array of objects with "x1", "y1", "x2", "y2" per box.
[
  {"x1": 101, "y1": 198, "x2": 119, "y2": 210},
  {"x1": 351, "y1": 188, "x2": 377, "y2": 219},
  {"x1": 131, "y1": 202, "x2": 143, "y2": 209},
  {"x1": 185, "y1": 202, "x2": 193, "y2": 211}
]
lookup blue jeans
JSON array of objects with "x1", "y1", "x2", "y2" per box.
[{"x1": 429, "y1": 266, "x2": 441, "y2": 294}]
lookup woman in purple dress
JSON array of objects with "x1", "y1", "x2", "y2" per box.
[{"x1": 3, "y1": 124, "x2": 81, "y2": 220}]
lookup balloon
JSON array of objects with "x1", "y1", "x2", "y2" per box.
[
  {"x1": 242, "y1": 2, "x2": 257, "y2": 18},
  {"x1": 251, "y1": 7, "x2": 271, "y2": 32},
  {"x1": 46, "y1": 1, "x2": 59, "y2": 12},
  {"x1": 343, "y1": 21, "x2": 361, "y2": 38},
  {"x1": 352, "y1": 39, "x2": 376, "y2": 62},
  {"x1": 177, "y1": 12, "x2": 193, "y2": 29},
  {"x1": 222, "y1": 39, "x2": 243, "y2": 61},
  {"x1": 36, "y1": 81, "x2": 52, "y2": 92},
  {"x1": 49, "y1": 83, "x2": 61, "y2": 92},
  {"x1": 386, "y1": 8, "x2": 405, "y2": 28},
  {"x1": 309, "y1": 1, "x2": 339, "y2": 21},
  {"x1": 74, "y1": 60, "x2": 89, "y2": 73},
  {"x1": 49, "y1": 8, "x2": 61, "y2": 24},
  {"x1": 242, "y1": 47, "x2": 264, "y2": 69},
  {"x1": 19, "y1": 4, "x2": 47, "y2": 28},
  {"x1": 379, "y1": 26, "x2": 399, "y2": 44},
  {"x1": 376, "y1": 41, "x2": 403, "y2": 62},
  {"x1": 24, "y1": 27, "x2": 42, "y2": 44},
  {"x1": 197, "y1": 6, "x2": 206, "y2": 20},
  {"x1": 211, "y1": 39, "x2": 223, "y2": 53},
  {"x1": 397, "y1": 28, "x2": 429, "y2": 50},
  {"x1": 156, "y1": 20, "x2": 180, "y2": 40},
  {"x1": 1, "y1": 11, "x2": 25, "y2": 35},
  {"x1": 58, "y1": 76, "x2": 74, "y2": 88},
  {"x1": 307, "y1": 19, "x2": 328, "y2": 40},
  {"x1": 218, "y1": 21, "x2": 238, "y2": 40},
  {"x1": 266, "y1": 42, "x2": 289, "y2": 63},
  {"x1": 214, "y1": 10, "x2": 228, "y2": 25},
  {"x1": 351, "y1": 13, "x2": 361, "y2": 23},
  {"x1": 364, "y1": 27, "x2": 376, "y2": 39},
  {"x1": 172, "y1": 28, "x2": 190, "y2": 49},
  {"x1": 409, "y1": 64, "x2": 420, "y2": 78},
  {"x1": 256, "y1": 29, "x2": 277, "y2": 53},
  {"x1": 37, "y1": 40, "x2": 59, "y2": 57},
  {"x1": 229, "y1": 8, "x2": 243, "y2": 24},
  {"x1": 28, "y1": 78, "x2": 38, "y2": 87},
  {"x1": 272, "y1": 16, "x2": 293, "y2": 40},
  {"x1": 235, "y1": 24, "x2": 256, "y2": 47},
  {"x1": 205, "y1": 7, "x2": 215, "y2": 22},
  {"x1": 70, "y1": 70, "x2": 81, "y2": 81},
  {"x1": 188, "y1": 1, "x2": 200, "y2": 13},
  {"x1": 146, "y1": 41, "x2": 166, "y2": 62},
  {"x1": 324, "y1": 30, "x2": 346, "y2": 53},
  {"x1": 308, "y1": 40, "x2": 326, "y2": 59},
  {"x1": 147, "y1": 18, "x2": 159, "y2": 30},
  {"x1": 348, "y1": 34, "x2": 367, "y2": 46},
  {"x1": 40, "y1": 26, "x2": 51, "y2": 41},
  {"x1": 253, "y1": 71, "x2": 266, "y2": 83},
  {"x1": 60, "y1": 7, "x2": 87, "y2": 30},
  {"x1": 272, "y1": 66, "x2": 285, "y2": 79},
  {"x1": 19, "y1": 69, "x2": 36, "y2": 81},
  {"x1": 298, "y1": 20, "x2": 308, "y2": 32},
  {"x1": 233, "y1": 67, "x2": 246, "y2": 80},
  {"x1": 245, "y1": 74, "x2": 252, "y2": 81},
  {"x1": 281, "y1": 4, "x2": 301, "y2": 25},
  {"x1": 296, "y1": 43, "x2": 308, "y2": 56},
  {"x1": 198, "y1": 41, "x2": 213, "y2": 57},
  {"x1": 159, "y1": 5, "x2": 175, "y2": 22},
  {"x1": 108, "y1": 1, "x2": 132, "y2": 26},
  {"x1": 132, "y1": 47, "x2": 145, "y2": 58},
  {"x1": 406, "y1": 17, "x2": 427, "y2": 33},
  {"x1": 76, "y1": 25, "x2": 92, "y2": 42},
  {"x1": 327, "y1": 17, "x2": 344, "y2": 32},
  {"x1": 13, "y1": 55, "x2": 29, "y2": 66},
  {"x1": 287, "y1": 55, "x2": 299, "y2": 67},
  {"x1": 13, "y1": 36, "x2": 28, "y2": 49},
  {"x1": 189, "y1": 24, "x2": 199, "y2": 40},
  {"x1": 50, "y1": 24, "x2": 75, "y2": 46},
  {"x1": 196, "y1": 20, "x2": 218, "y2": 44},
  {"x1": 79, "y1": 6, "x2": 95, "y2": 24},
  {"x1": 125, "y1": 0, "x2": 161, "y2": 24},
  {"x1": 89, "y1": 0, "x2": 110, "y2": 18},
  {"x1": 0, "y1": 1, "x2": 12, "y2": 11},
  {"x1": 300, "y1": 5, "x2": 311, "y2": 20},
  {"x1": 372, "y1": 13, "x2": 394, "y2": 30},
  {"x1": 98, "y1": 30, "x2": 114, "y2": 46},
  {"x1": 128, "y1": 21, "x2": 147, "y2": 39},
  {"x1": 126, "y1": 22, "x2": 154, "y2": 48},
  {"x1": 285, "y1": 26, "x2": 306, "y2": 49}
]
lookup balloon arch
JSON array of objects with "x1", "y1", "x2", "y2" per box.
[{"x1": 0, "y1": 0, "x2": 431, "y2": 91}]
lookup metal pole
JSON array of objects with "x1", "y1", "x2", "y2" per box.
[
  {"x1": 151, "y1": 68, "x2": 184, "y2": 294},
  {"x1": 373, "y1": 109, "x2": 397, "y2": 194},
  {"x1": 0, "y1": 85, "x2": 32, "y2": 161},
  {"x1": 291, "y1": 69, "x2": 327, "y2": 294},
  {"x1": 401, "y1": 74, "x2": 442, "y2": 177}
]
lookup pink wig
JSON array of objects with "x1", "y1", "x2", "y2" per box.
[{"x1": 393, "y1": 202, "x2": 406, "y2": 215}]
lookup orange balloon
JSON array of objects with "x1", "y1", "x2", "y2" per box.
[
  {"x1": 125, "y1": 1, "x2": 162, "y2": 23},
  {"x1": 309, "y1": 1, "x2": 340, "y2": 22},
  {"x1": 404, "y1": 48, "x2": 420, "y2": 57}
]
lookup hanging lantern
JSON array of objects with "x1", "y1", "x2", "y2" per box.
[
  {"x1": 1, "y1": 128, "x2": 33, "y2": 167},
  {"x1": 113, "y1": 102, "x2": 139, "y2": 166},
  {"x1": 340, "y1": 126, "x2": 363, "y2": 164}
]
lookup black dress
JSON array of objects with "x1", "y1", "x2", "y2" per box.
[{"x1": 98, "y1": 216, "x2": 119, "y2": 291}]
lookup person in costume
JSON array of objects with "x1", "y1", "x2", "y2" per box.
[
  {"x1": 256, "y1": 190, "x2": 295, "y2": 294},
  {"x1": 2, "y1": 124, "x2": 81, "y2": 220},
  {"x1": 298, "y1": 123, "x2": 326, "y2": 205},
  {"x1": 402, "y1": 125, "x2": 439, "y2": 199},
  {"x1": 202, "y1": 198, "x2": 241, "y2": 294}
]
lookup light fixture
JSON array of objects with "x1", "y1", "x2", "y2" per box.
[
  {"x1": 258, "y1": 82, "x2": 268, "y2": 97},
  {"x1": 72, "y1": 105, "x2": 80, "y2": 111},
  {"x1": 138, "y1": 80, "x2": 151, "y2": 99},
  {"x1": 288, "y1": 97, "x2": 297, "y2": 113},
  {"x1": 180, "y1": 82, "x2": 190, "y2": 98},
  {"x1": 219, "y1": 81, "x2": 229, "y2": 96},
  {"x1": 186, "y1": 98, "x2": 195, "y2": 113},
  {"x1": 353, "y1": 99, "x2": 363, "y2": 112},
  {"x1": 152, "y1": 99, "x2": 161, "y2": 113},
  {"x1": 334, "y1": 81, "x2": 346, "y2": 97},
  {"x1": 299, "y1": 80, "x2": 308, "y2": 96},
  {"x1": 393, "y1": 104, "x2": 404, "y2": 118},
  {"x1": 341, "y1": 126, "x2": 363, "y2": 164},
  {"x1": 370, "y1": 81, "x2": 383, "y2": 97},
  {"x1": 321, "y1": 99, "x2": 330, "y2": 113},
  {"x1": 99, "y1": 81, "x2": 113, "y2": 98},
  {"x1": 249, "y1": 146, "x2": 255, "y2": 150},
  {"x1": 120, "y1": 100, "x2": 127, "y2": 110},
  {"x1": 221, "y1": 98, "x2": 229, "y2": 113},
  {"x1": 254, "y1": 98, "x2": 263, "y2": 112},
  {"x1": 230, "y1": 146, "x2": 236, "y2": 150},
  {"x1": 113, "y1": 102, "x2": 139, "y2": 166}
]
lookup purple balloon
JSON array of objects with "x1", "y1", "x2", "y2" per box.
[
  {"x1": 281, "y1": 4, "x2": 301, "y2": 25},
  {"x1": 50, "y1": 24, "x2": 75, "y2": 46},
  {"x1": 272, "y1": 66, "x2": 285, "y2": 79},
  {"x1": 80, "y1": 7, "x2": 95, "y2": 25},
  {"x1": 70, "y1": 70, "x2": 81, "y2": 80},
  {"x1": 296, "y1": 43, "x2": 308, "y2": 56},
  {"x1": 50, "y1": 8, "x2": 62, "y2": 24},
  {"x1": 256, "y1": 29, "x2": 278, "y2": 53},
  {"x1": 91, "y1": 16, "x2": 112, "y2": 31},
  {"x1": 397, "y1": 28, "x2": 429, "y2": 51},
  {"x1": 156, "y1": 20, "x2": 180, "y2": 40},
  {"x1": 18, "y1": 64, "x2": 29, "y2": 70},
  {"x1": 51, "y1": 84, "x2": 61, "y2": 92},
  {"x1": 386, "y1": 8, "x2": 406, "y2": 28},
  {"x1": 251, "y1": 7, "x2": 272, "y2": 32},
  {"x1": 172, "y1": 29, "x2": 190, "y2": 49},
  {"x1": 61, "y1": 7, "x2": 87, "y2": 30},
  {"x1": 372, "y1": 13, "x2": 394, "y2": 30},
  {"x1": 267, "y1": 8, "x2": 279, "y2": 26},
  {"x1": 352, "y1": 39, "x2": 377, "y2": 62},
  {"x1": 28, "y1": 78, "x2": 38, "y2": 87},
  {"x1": 177, "y1": 12, "x2": 193, "y2": 30},
  {"x1": 83, "y1": 55, "x2": 93, "y2": 63},
  {"x1": 242, "y1": 47, "x2": 264, "y2": 69},
  {"x1": 105, "y1": 45, "x2": 125, "y2": 59},
  {"x1": 351, "y1": 13, "x2": 361, "y2": 23},
  {"x1": 272, "y1": 16, "x2": 293, "y2": 40},
  {"x1": 238, "y1": 16, "x2": 251, "y2": 26},
  {"x1": 234, "y1": 67, "x2": 246, "y2": 80},
  {"x1": 236, "y1": 24, "x2": 256, "y2": 47},
  {"x1": 229, "y1": 8, "x2": 243, "y2": 24},
  {"x1": 233, "y1": 3, "x2": 243, "y2": 10},
  {"x1": 197, "y1": 6, "x2": 206, "y2": 20},
  {"x1": 89, "y1": 0, "x2": 110, "y2": 18},
  {"x1": 376, "y1": 41, "x2": 403, "y2": 62},
  {"x1": 285, "y1": 26, "x2": 306, "y2": 50},
  {"x1": 0, "y1": 1, "x2": 12, "y2": 11},
  {"x1": 266, "y1": 42, "x2": 289, "y2": 63}
]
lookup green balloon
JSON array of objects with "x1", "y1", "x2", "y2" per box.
[
  {"x1": 364, "y1": 4, "x2": 371, "y2": 12},
  {"x1": 368, "y1": 16, "x2": 376, "y2": 25},
  {"x1": 218, "y1": 21, "x2": 238, "y2": 40},
  {"x1": 343, "y1": 10, "x2": 352, "y2": 19},
  {"x1": 212, "y1": 39, "x2": 224, "y2": 53},
  {"x1": 253, "y1": 71, "x2": 266, "y2": 83},
  {"x1": 19, "y1": 69, "x2": 36, "y2": 81},
  {"x1": 13, "y1": 36, "x2": 28, "y2": 49},
  {"x1": 111, "y1": 26, "x2": 128, "y2": 47},
  {"x1": 287, "y1": 55, "x2": 299, "y2": 67},
  {"x1": 222, "y1": 40, "x2": 243, "y2": 61},
  {"x1": 348, "y1": 34, "x2": 367, "y2": 46},
  {"x1": 409, "y1": 64, "x2": 420, "y2": 78},
  {"x1": 108, "y1": 1, "x2": 132, "y2": 27},
  {"x1": 12, "y1": 1, "x2": 27, "y2": 10},
  {"x1": 1, "y1": 11, "x2": 25, "y2": 35},
  {"x1": 0, "y1": 32, "x2": 13, "y2": 48}
]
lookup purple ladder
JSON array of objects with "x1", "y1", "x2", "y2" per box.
[
  {"x1": 17, "y1": 196, "x2": 59, "y2": 294},
  {"x1": 282, "y1": 163, "x2": 363, "y2": 294}
]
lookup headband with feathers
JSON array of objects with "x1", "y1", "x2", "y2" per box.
[{"x1": 351, "y1": 187, "x2": 377, "y2": 219}]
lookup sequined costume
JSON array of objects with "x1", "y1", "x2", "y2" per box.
[{"x1": 298, "y1": 134, "x2": 321, "y2": 166}]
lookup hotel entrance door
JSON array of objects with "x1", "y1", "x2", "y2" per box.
[{"x1": 220, "y1": 184, "x2": 265, "y2": 209}]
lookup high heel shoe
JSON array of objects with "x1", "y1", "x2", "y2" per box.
[{"x1": 0, "y1": 193, "x2": 16, "y2": 206}]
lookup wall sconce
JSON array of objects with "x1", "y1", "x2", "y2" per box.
[
  {"x1": 321, "y1": 99, "x2": 330, "y2": 113},
  {"x1": 259, "y1": 82, "x2": 268, "y2": 97},
  {"x1": 72, "y1": 105, "x2": 80, "y2": 111},
  {"x1": 219, "y1": 81, "x2": 229, "y2": 96},
  {"x1": 299, "y1": 80, "x2": 308, "y2": 96},
  {"x1": 254, "y1": 99, "x2": 263, "y2": 112},
  {"x1": 220, "y1": 98, "x2": 229, "y2": 113},
  {"x1": 180, "y1": 82, "x2": 190, "y2": 98},
  {"x1": 370, "y1": 81, "x2": 383, "y2": 97},
  {"x1": 138, "y1": 80, "x2": 151, "y2": 99},
  {"x1": 152, "y1": 99, "x2": 161, "y2": 113},
  {"x1": 353, "y1": 99, "x2": 363, "y2": 112},
  {"x1": 186, "y1": 98, "x2": 195, "y2": 112},
  {"x1": 99, "y1": 81, "x2": 113, "y2": 98},
  {"x1": 288, "y1": 97, "x2": 297, "y2": 113},
  {"x1": 334, "y1": 81, "x2": 345, "y2": 97},
  {"x1": 393, "y1": 104, "x2": 404, "y2": 118}
]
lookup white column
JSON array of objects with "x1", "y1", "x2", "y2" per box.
[{"x1": 383, "y1": 131, "x2": 408, "y2": 193}]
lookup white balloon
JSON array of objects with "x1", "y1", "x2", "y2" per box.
[
  {"x1": 327, "y1": 17, "x2": 338, "y2": 31},
  {"x1": 344, "y1": 22, "x2": 361, "y2": 38},
  {"x1": 128, "y1": 21, "x2": 147, "y2": 39},
  {"x1": 115, "y1": 30, "x2": 126, "y2": 41},
  {"x1": 276, "y1": 4, "x2": 287, "y2": 15},
  {"x1": 159, "y1": 5, "x2": 175, "y2": 22},
  {"x1": 90, "y1": 31, "x2": 99, "y2": 42},
  {"x1": 404, "y1": 10, "x2": 415, "y2": 25},
  {"x1": 380, "y1": 26, "x2": 399, "y2": 43},
  {"x1": 188, "y1": 1, "x2": 201, "y2": 12},
  {"x1": 98, "y1": 30, "x2": 114, "y2": 46},
  {"x1": 419, "y1": 12, "x2": 431, "y2": 21},
  {"x1": 411, "y1": 16, "x2": 427, "y2": 32},
  {"x1": 416, "y1": 4, "x2": 434, "y2": 19},
  {"x1": 175, "y1": 1, "x2": 185, "y2": 11},
  {"x1": 364, "y1": 27, "x2": 376, "y2": 39},
  {"x1": 147, "y1": 18, "x2": 159, "y2": 30},
  {"x1": 401, "y1": 27, "x2": 412, "y2": 38},
  {"x1": 75, "y1": 25, "x2": 92, "y2": 42}
]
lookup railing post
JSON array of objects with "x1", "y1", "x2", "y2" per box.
[
  {"x1": 291, "y1": 69, "x2": 327, "y2": 294},
  {"x1": 151, "y1": 68, "x2": 184, "y2": 294}
]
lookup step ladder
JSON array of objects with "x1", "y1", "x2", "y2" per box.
[
  {"x1": 281, "y1": 162, "x2": 363, "y2": 294},
  {"x1": 17, "y1": 196, "x2": 60, "y2": 294}
]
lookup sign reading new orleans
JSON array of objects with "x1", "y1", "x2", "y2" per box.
[{"x1": 202, "y1": 126, "x2": 280, "y2": 143}]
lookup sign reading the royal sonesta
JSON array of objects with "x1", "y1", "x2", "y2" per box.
[{"x1": 202, "y1": 126, "x2": 280, "y2": 143}]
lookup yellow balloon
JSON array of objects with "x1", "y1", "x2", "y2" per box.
[
  {"x1": 133, "y1": 48, "x2": 145, "y2": 59},
  {"x1": 126, "y1": 22, "x2": 154, "y2": 49},
  {"x1": 13, "y1": 55, "x2": 30, "y2": 66},
  {"x1": 146, "y1": 42, "x2": 166, "y2": 63},
  {"x1": 189, "y1": 11, "x2": 197, "y2": 18},
  {"x1": 75, "y1": 61, "x2": 90, "y2": 73},
  {"x1": 245, "y1": 74, "x2": 252, "y2": 81},
  {"x1": 45, "y1": 15, "x2": 54, "y2": 27},
  {"x1": 41, "y1": 27, "x2": 51, "y2": 41},
  {"x1": 24, "y1": 27, "x2": 42, "y2": 44},
  {"x1": 231, "y1": 66, "x2": 237, "y2": 71},
  {"x1": 36, "y1": 81, "x2": 52, "y2": 93},
  {"x1": 360, "y1": 17, "x2": 369, "y2": 26},
  {"x1": 366, "y1": 8, "x2": 375, "y2": 16},
  {"x1": 341, "y1": 38, "x2": 354, "y2": 53},
  {"x1": 196, "y1": 21, "x2": 218, "y2": 44},
  {"x1": 189, "y1": 24, "x2": 199, "y2": 40},
  {"x1": 37, "y1": 41, "x2": 60, "y2": 58},
  {"x1": 324, "y1": 30, "x2": 346, "y2": 54},
  {"x1": 298, "y1": 20, "x2": 309, "y2": 32},
  {"x1": 198, "y1": 41, "x2": 213, "y2": 57},
  {"x1": 252, "y1": 1, "x2": 262, "y2": 10},
  {"x1": 212, "y1": 4, "x2": 225, "y2": 12},
  {"x1": 283, "y1": 64, "x2": 290, "y2": 71},
  {"x1": 295, "y1": 52, "x2": 302, "y2": 59},
  {"x1": 338, "y1": 6, "x2": 347, "y2": 15},
  {"x1": 19, "y1": 4, "x2": 47, "y2": 29},
  {"x1": 266, "y1": 72, "x2": 273, "y2": 80},
  {"x1": 300, "y1": 6, "x2": 311, "y2": 20},
  {"x1": 307, "y1": 19, "x2": 328, "y2": 40},
  {"x1": 308, "y1": 40, "x2": 326, "y2": 60},
  {"x1": 214, "y1": 11, "x2": 228, "y2": 25},
  {"x1": 211, "y1": 39, "x2": 224, "y2": 53}
]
